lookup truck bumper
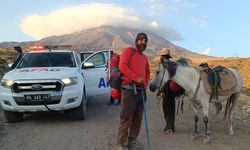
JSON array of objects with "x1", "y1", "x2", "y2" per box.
[{"x1": 0, "y1": 84, "x2": 83, "y2": 112}]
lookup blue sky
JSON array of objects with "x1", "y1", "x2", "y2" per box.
[{"x1": 0, "y1": 0, "x2": 249, "y2": 57}]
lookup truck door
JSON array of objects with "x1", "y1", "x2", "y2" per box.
[{"x1": 81, "y1": 50, "x2": 111, "y2": 96}]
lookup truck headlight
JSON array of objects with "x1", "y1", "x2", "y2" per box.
[
  {"x1": 61, "y1": 77, "x2": 78, "y2": 86},
  {"x1": 1, "y1": 79, "x2": 14, "y2": 88}
]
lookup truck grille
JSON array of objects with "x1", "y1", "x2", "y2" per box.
[
  {"x1": 11, "y1": 80, "x2": 64, "y2": 93},
  {"x1": 15, "y1": 100, "x2": 61, "y2": 105}
]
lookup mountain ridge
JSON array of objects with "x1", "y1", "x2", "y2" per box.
[{"x1": 0, "y1": 26, "x2": 208, "y2": 58}]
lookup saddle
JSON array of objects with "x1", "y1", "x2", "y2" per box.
[{"x1": 199, "y1": 63, "x2": 237, "y2": 100}]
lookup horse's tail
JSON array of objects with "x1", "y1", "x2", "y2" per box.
[{"x1": 224, "y1": 93, "x2": 238, "y2": 120}]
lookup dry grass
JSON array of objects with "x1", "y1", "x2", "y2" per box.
[
  {"x1": 0, "y1": 48, "x2": 17, "y2": 78},
  {"x1": 0, "y1": 48, "x2": 17, "y2": 63}
]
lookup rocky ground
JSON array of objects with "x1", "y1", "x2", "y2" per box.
[{"x1": 0, "y1": 93, "x2": 249, "y2": 150}]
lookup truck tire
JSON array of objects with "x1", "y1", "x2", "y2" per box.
[
  {"x1": 4, "y1": 111, "x2": 23, "y2": 123},
  {"x1": 74, "y1": 93, "x2": 87, "y2": 120}
]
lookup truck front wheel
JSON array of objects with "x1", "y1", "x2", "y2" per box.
[
  {"x1": 4, "y1": 111, "x2": 23, "y2": 123},
  {"x1": 74, "y1": 93, "x2": 87, "y2": 120}
]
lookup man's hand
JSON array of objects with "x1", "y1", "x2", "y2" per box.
[
  {"x1": 156, "y1": 90, "x2": 161, "y2": 97},
  {"x1": 159, "y1": 83, "x2": 166, "y2": 92},
  {"x1": 137, "y1": 77, "x2": 145, "y2": 85}
]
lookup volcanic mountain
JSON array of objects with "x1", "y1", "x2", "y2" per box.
[{"x1": 0, "y1": 26, "x2": 207, "y2": 58}]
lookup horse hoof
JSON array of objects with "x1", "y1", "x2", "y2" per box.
[
  {"x1": 203, "y1": 138, "x2": 210, "y2": 144},
  {"x1": 228, "y1": 130, "x2": 234, "y2": 136},
  {"x1": 191, "y1": 134, "x2": 199, "y2": 140}
]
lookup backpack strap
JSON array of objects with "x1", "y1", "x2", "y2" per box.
[{"x1": 127, "y1": 47, "x2": 136, "y2": 66}]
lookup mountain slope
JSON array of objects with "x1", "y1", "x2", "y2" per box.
[{"x1": 0, "y1": 26, "x2": 206, "y2": 58}]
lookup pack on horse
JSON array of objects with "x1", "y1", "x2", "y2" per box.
[{"x1": 149, "y1": 60, "x2": 243, "y2": 144}]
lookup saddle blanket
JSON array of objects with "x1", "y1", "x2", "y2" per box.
[{"x1": 201, "y1": 68, "x2": 237, "y2": 96}]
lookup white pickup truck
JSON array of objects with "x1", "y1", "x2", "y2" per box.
[{"x1": 0, "y1": 46, "x2": 111, "y2": 122}]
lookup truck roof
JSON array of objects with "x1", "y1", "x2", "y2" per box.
[{"x1": 28, "y1": 50, "x2": 73, "y2": 53}]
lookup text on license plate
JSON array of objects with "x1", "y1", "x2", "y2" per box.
[{"x1": 24, "y1": 94, "x2": 51, "y2": 101}]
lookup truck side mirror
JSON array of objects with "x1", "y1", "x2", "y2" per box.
[
  {"x1": 8, "y1": 62, "x2": 14, "y2": 68},
  {"x1": 82, "y1": 62, "x2": 95, "y2": 69}
]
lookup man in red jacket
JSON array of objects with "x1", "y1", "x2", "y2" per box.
[{"x1": 117, "y1": 33, "x2": 150, "y2": 150}]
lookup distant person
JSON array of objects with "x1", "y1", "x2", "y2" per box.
[
  {"x1": 107, "y1": 93, "x2": 121, "y2": 105},
  {"x1": 107, "y1": 51, "x2": 121, "y2": 106},
  {"x1": 107, "y1": 95, "x2": 115, "y2": 105},
  {"x1": 10, "y1": 46, "x2": 23, "y2": 69},
  {"x1": 117, "y1": 33, "x2": 150, "y2": 150}
]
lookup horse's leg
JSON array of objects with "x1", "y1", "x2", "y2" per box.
[
  {"x1": 202, "y1": 100, "x2": 210, "y2": 144},
  {"x1": 228, "y1": 93, "x2": 239, "y2": 135},
  {"x1": 191, "y1": 106, "x2": 199, "y2": 140}
]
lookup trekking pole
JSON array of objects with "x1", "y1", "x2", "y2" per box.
[{"x1": 141, "y1": 90, "x2": 151, "y2": 150}]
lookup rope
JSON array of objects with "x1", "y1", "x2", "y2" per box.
[
  {"x1": 176, "y1": 93, "x2": 186, "y2": 115},
  {"x1": 141, "y1": 90, "x2": 151, "y2": 150},
  {"x1": 181, "y1": 94, "x2": 185, "y2": 114},
  {"x1": 157, "y1": 95, "x2": 162, "y2": 112},
  {"x1": 209, "y1": 71, "x2": 220, "y2": 101},
  {"x1": 189, "y1": 69, "x2": 203, "y2": 109},
  {"x1": 158, "y1": 63, "x2": 166, "y2": 90},
  {"x1": 176, "y1": 97, "x2": 180, "y2": 115},
  {"x1": 43, "y1": 100, "x2": 58, "y2": 112}
]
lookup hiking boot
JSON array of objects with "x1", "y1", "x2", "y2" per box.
[
  {"x1": 117, "y1": 144, "x2": 128, "y2": 150},
  {"x1": 115, "y1": 101, "x2": 121, "y2": 105},
  {"x1": 172, "y1": 127, "x2": 176, "y2": 133},
  {"x1": 127, "y1": 140, "x2": 136, "y2": 149},
  {"x1": 107, "y1": 101, "x2": 114, "y2": 105},
  {"x1": 128, "y1": 140, "x2": 144, "y2": 150}
]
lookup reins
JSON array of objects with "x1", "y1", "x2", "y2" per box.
[
  {"x1": 189, "y1": 68, "x2": 203, "y2": 109},
  {"x1": 157, "y1": 63, "x2": 166, "y2": 90}
]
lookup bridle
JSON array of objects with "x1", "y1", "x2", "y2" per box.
[{"x1": 156, "y1": 62, "x2": 166, "y2": 90}]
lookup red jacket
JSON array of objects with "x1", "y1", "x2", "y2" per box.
[{"x1": 119, "y1": 47, "x2": 150, "y2": 87}]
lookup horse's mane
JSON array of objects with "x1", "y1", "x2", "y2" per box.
[
  {"x1": 162, "y1": 61, "x2": 178, "y2": 78},
  {"x1": 161, "y1": 58, "x2": 195, "y2": 78}
]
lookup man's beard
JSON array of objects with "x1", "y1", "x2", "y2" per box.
[{"x1": 136, "y1": 43, "x2": 147, "y2": 52}]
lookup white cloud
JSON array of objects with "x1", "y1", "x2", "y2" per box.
[
  {"x1": 20, "y1": 3, "x2": 182, "y2": 41},
  {"x1": 138, "y1": 0, "x2": 165, "y2": 16},
  {"x1": 139, "y1": 0, "x2": 197, "y2": 16},
  {"x1": 150, "y1": 21, "x2": 160, "y2": 28},
  {"x1": 199, "y1": 47, "x2": 211, "y2": 55},
  {"x1": 192, "y1": 15, "x2": 208, "y2": 28}
]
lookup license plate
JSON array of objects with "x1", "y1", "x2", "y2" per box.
[{"x1": 24, "y1": 94, "x2": 51, "y2": 101}]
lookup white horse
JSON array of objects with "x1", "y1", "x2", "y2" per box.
[{"x1": 149, "y1": 61, "x2": 243, "y2": 143}]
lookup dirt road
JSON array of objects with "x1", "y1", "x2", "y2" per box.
[{"x1": 0, "y1": 93, "x2": 249, "y2": 150}]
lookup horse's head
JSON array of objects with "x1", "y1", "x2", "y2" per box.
[{"x1": 149, "y1": 61, "x2": 178, "y2": 92}]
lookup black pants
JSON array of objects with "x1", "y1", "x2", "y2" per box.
[{"x1": 162, "y1": 93, "x2": 176, "y2": 131}]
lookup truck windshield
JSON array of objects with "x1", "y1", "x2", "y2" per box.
[{"x1": 17, "y1": 52, "x2": 76, "y2": 68}]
